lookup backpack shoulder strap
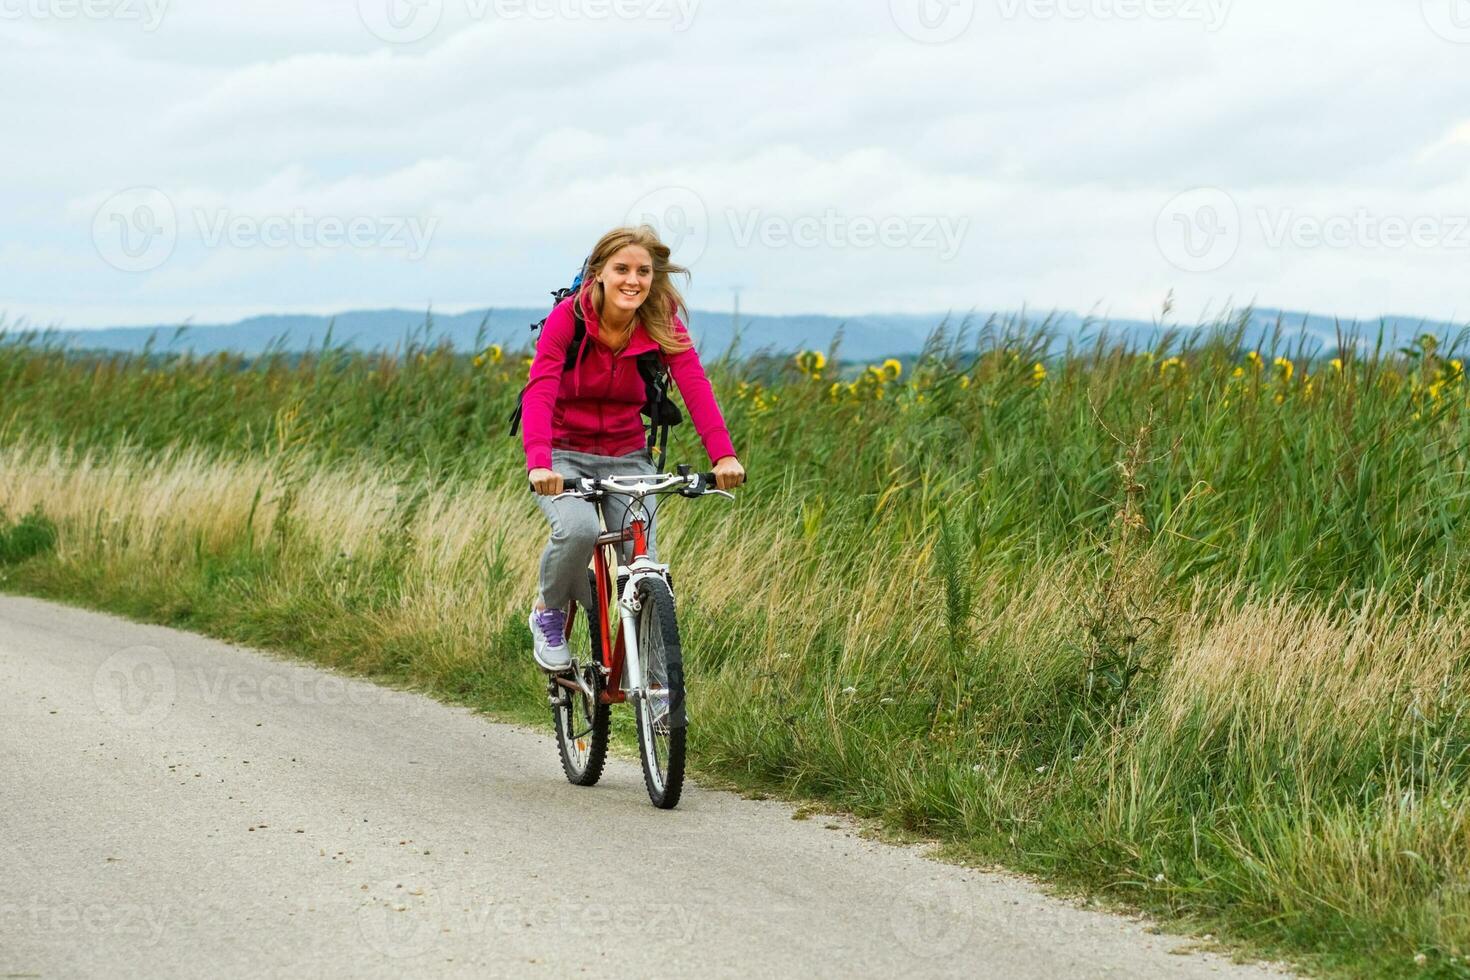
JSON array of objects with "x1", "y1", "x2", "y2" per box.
[
  {"x1": 510, "y1": 298, "x2": 587, "y2": 438},
  {"x1": 562, "y1": 302, "x2": 589, "y2": 372},
  {"x1": 635, "y1": 347, "x2": 665, "y2": 380}
]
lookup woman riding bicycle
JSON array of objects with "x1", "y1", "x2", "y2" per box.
[{"x1": 522, "y1": 225, "x2": 746, "y2": 672}]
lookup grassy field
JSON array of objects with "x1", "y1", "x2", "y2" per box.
[{"x1": 3, "y1": 312, "x2": 1469, "y2": 977}]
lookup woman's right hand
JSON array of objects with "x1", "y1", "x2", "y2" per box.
[{"x1": 529, "y1": 468, "x2": 564, "y2": 496}]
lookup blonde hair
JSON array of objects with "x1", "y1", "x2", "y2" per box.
[{"x1": 577, "y1": 225, "x2": 693, "y2": 355}]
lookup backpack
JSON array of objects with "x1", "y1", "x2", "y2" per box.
[{"x1": 507, "y1": 263, "x2": 684, "y2": 470}]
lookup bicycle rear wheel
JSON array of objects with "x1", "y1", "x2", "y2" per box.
[
  {"x1": 633, "y1": 576, "x2": 686, "y2": 809},
  {"x1": 551, "y1": 571, "x2": 610, "y2": 786}
]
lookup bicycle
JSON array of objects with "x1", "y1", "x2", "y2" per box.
[{"x1": 538, "y1": 464, "x2": 734, "y2": 809}]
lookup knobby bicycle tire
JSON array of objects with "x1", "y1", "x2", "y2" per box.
[
  {"x1": 551, "y1": 570, "x2": 611, "y2": 786},
  {"x1": 633, "y1": 576, "x2": 686, "y2": 809}
]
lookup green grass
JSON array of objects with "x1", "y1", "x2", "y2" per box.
[{"x1": 4, "y1": 309, "x2": 1470, "y2": 977}]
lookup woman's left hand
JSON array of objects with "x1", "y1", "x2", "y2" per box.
[{"x1": 712, "y1": 455, "x2": 746, "y2": 491}]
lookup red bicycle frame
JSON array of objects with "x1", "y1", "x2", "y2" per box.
[{"x1": 559, "y1": 514, "x2": 650, "y2": 705}]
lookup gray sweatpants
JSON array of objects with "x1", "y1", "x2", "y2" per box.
[{"x1": 533, "y1": 447, "x2": 660, "y2": 612}]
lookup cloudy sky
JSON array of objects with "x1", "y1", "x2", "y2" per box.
[{"x1": 3, "y1": 0, "x2": 1470, "y2": 328}]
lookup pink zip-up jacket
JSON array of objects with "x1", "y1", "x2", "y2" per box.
[{"x1": 521, "y1": 289, "x2": 737, "y2": 472}]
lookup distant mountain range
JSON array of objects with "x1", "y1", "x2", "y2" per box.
[{"x1": 3, "y1": 307, "x2": 1465, "y2": 361}]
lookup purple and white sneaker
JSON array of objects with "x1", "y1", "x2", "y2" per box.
[{"x1": 530, "y1": 605, "x2": 571, "y2": 672}]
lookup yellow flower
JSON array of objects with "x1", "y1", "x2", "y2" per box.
[
  {"x1": 1159, "y1": 356, "x2": 1184, "y2": 379},
  {"x1": 1452, "y1": 359, "x2": 1464, "y2": 378},
  {"x1": 1274, "y1": 393, "x2": 1285, "y2": 405},
  {"x1": 1273, "y1": 356, "x2": 1294, "y2": 382},
  {"x1": 488, "y1": 344, "x2": 503, "y2": 364},
  {"x1": 1031, "y1": 362, "x2": 1047, "y2": 384},
  {"x1": 795, "y1": 350, "x2": 827, "y2": 376},
  {"x1": 1231, "y1": 366, "x2": 1245, "y2": 379},
  {"x1": 881, "y1": 358, "x2": 903, "y2": 380},
  {"x1": 1246, "y1": 351, "x2": 1263, "y2": 370},
  {"x1": 1430, "y1": 380, "x2": 1446, "y2": 402},
  {"x1": 472, "y1": 354, "x2": 485, "y2": 368},
  {"x1": 958, "y1": 375, "x2": 971, "y2": 389},
  {"x1": 1330, "y1": 357, "x2": 1343, "y2": 372}
]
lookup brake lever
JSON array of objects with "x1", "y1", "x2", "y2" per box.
[{"x1": 549, "y1": 478, "x2": 600, "y2": 502}]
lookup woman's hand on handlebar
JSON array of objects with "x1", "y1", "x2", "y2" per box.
[
  {"x1": 712, "y1": 455, "x2": 746, "y2": 491},
  {"x1": 528, "y1": 468, "x2": 564, "y2": 496}
]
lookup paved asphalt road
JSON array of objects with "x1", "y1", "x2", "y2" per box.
[{"x1": 0, "y1": 594, "x2": 1292, "y2": 978}]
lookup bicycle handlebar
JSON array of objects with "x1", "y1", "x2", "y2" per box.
[{"x1": 530, "y1": 469, "x2": 736, "y2": 501}]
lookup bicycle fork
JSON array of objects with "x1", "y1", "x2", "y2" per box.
[
  {"x1": 615, "y1": 556, "x2": 670, "y2": 708},
  {"x1": 617, "y1": 580, "x2": 646, "y2": 705}
]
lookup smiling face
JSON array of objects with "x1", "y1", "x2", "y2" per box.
[{"x1": 597, "y1": 244, "x2": 654, "y2": 319}]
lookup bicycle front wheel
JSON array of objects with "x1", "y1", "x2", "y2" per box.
[{"x1": 634, "y1": 576, "x2": 686, "y2": 809}]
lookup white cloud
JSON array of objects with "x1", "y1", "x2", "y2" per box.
[{"x1": 3, "y1": 0, "x2": 1470, "y2": 327}]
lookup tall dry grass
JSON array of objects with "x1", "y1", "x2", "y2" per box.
[{"x1": 4, "y1": 312, "x2": 1470, "y2": 976}]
